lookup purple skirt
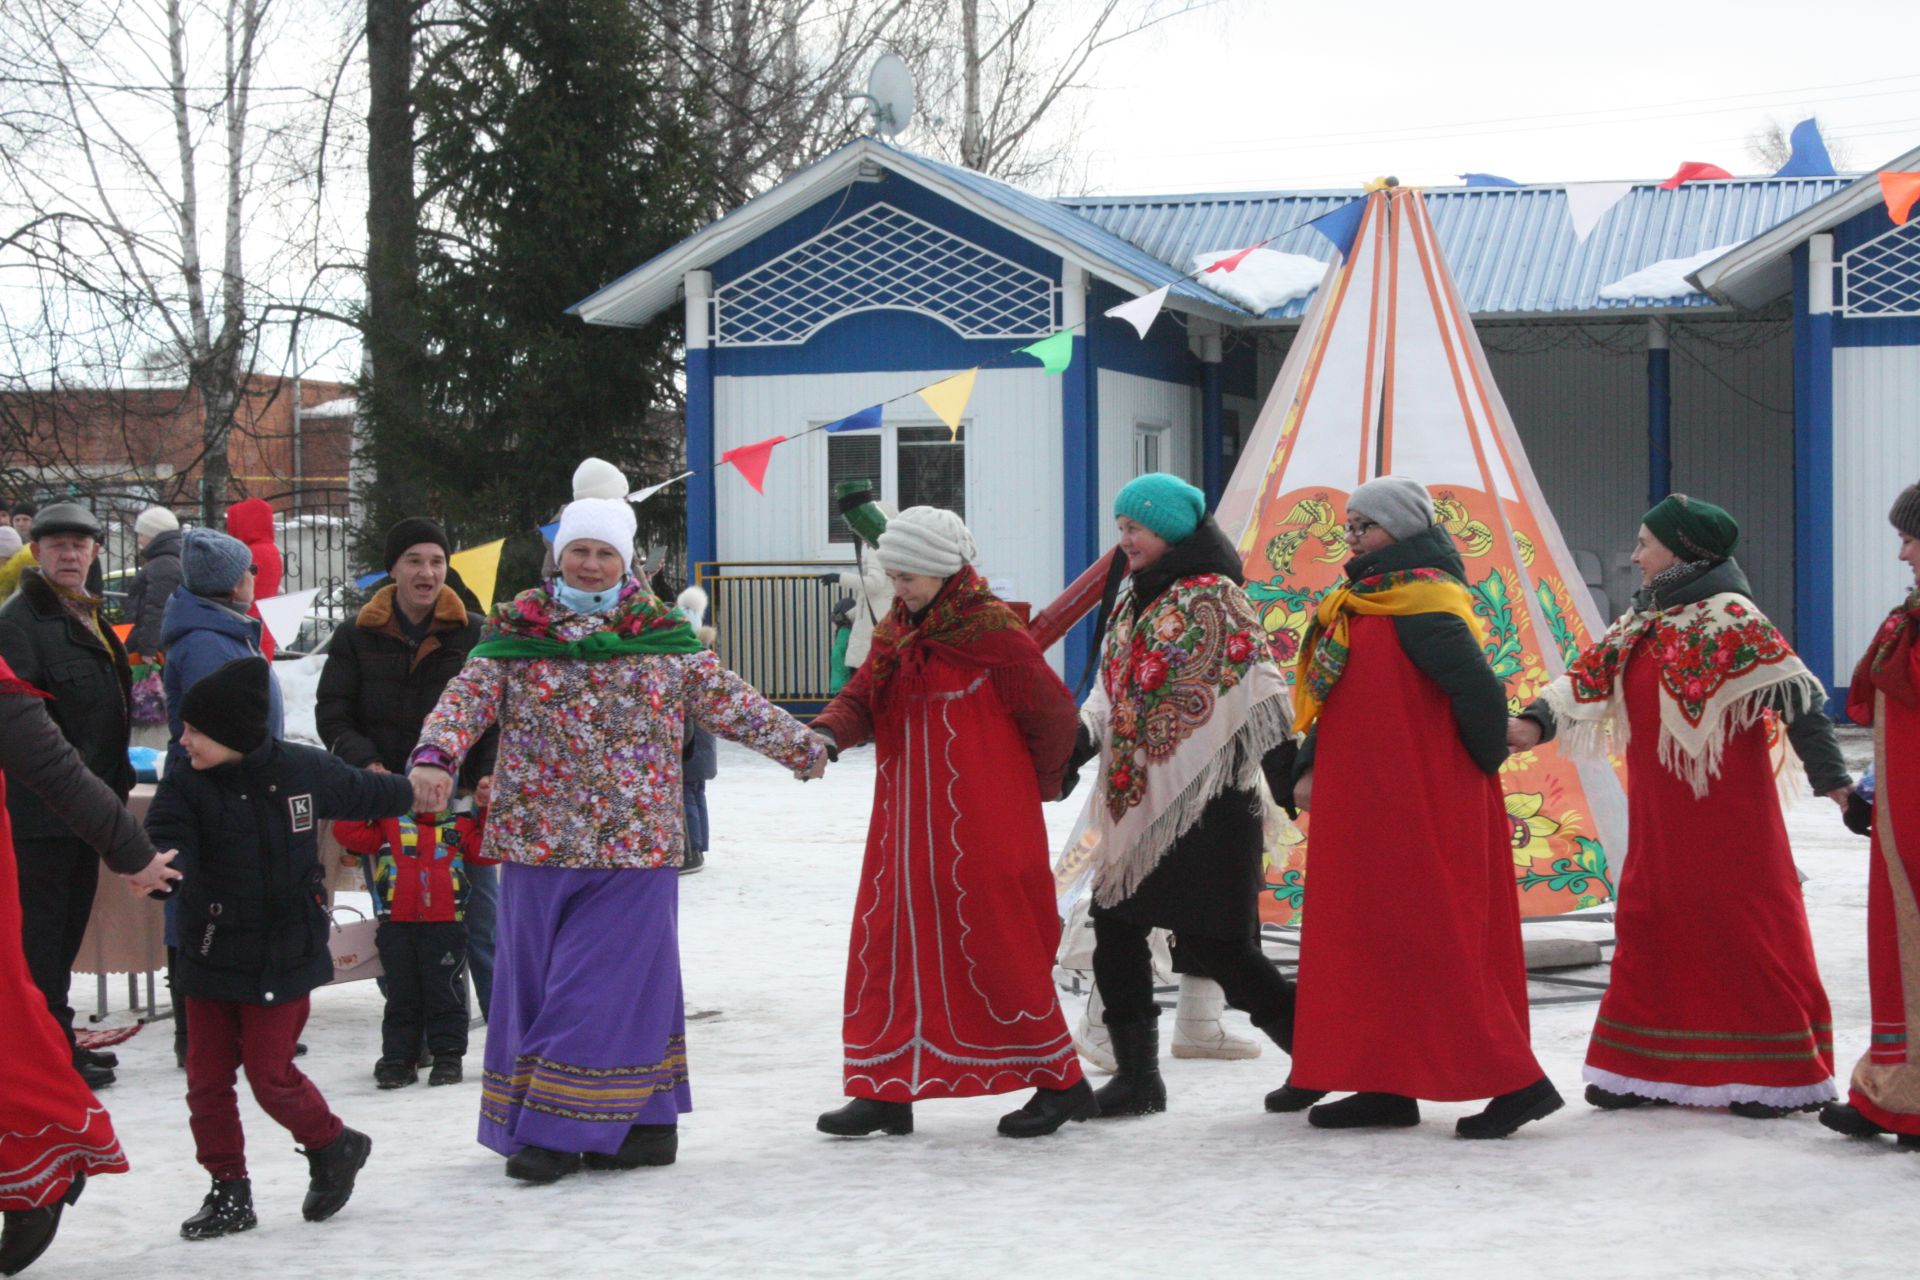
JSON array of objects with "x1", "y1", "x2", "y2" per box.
[{"x1": 479, "y1": 863, "x2": 690, "y2": 1157}]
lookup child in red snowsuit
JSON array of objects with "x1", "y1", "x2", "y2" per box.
[{"x1": 335, "y1": 783, "x2": 492, "y2": 1089}]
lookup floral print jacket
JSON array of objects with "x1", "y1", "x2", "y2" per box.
[{"x1": 414, "y1": 595, "x2": 821, "y2": 870}]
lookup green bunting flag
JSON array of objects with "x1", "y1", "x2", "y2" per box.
[{"x1": 1017, "y1": 330, "x2": 1075, "y2": 375}]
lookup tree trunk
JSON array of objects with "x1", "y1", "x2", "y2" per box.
[{"x1": 959, "y1": 0, "x2": 984, "y2": 169}]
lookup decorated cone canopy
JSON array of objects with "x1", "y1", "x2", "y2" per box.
[{"x1": 1214, "y1": 187, "x2": 1630, "y2": 926}]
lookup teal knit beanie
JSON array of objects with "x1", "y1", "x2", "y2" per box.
[{"x1": 1115, "y1": 473, "x2": 1206, "y2": 543}]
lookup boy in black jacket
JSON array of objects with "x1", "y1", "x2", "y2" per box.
[{"x1": 146, "y1": 658, "x2": 413, "y2": 1241}]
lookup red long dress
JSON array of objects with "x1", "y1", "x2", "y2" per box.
[
  {"x1": 814, "y1": 608, "x2": 1082, "y2": 1102},
  {"x1": 1583, "y1": 636, "x2": 1836, "y2": 1105},
  {"x1": 1290, "y1": 616, "x2": 1543, "y2": 1101},
  {"x1": 0, "y1": 777, "x2": 129, "y2": 1210}
]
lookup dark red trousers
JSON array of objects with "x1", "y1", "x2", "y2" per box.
[{"x1": 185, "y1": 996, "x2": 342, "y2": 1180}]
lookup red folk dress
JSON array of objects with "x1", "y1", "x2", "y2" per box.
[
  {"x1": 1289, "y1": 616, "x2": 1544, "y2": 1102},
  {"x1": 1582, "y1": 636, "x2": 1836, "y2": 1106},
  {"x1": 813, "y1": 572, "x2": 1082, "y2": 1102},
  {"x1": 0, "y1": 688, "x2": 129, "y2": 1211}
]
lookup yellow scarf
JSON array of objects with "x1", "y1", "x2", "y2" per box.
[{"x1": 1292, "y1": 568, "x2": 1484, "y2": 734}]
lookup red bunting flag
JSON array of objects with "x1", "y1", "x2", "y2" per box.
[
  {"x1": 720, "y1": 434, "x2": 787, "y2": 494},
  {"x1": 1659, "y1": 161, "x2": 1733, "y2": 190},
  {"x1": 1880, "y1": 172, "x2": 1920, "y2": 226},
  {"x1": 1203, "y1": 244, "x2": 1260, "y2": 274}
]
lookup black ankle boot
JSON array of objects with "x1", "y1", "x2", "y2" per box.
[
  {"x1": 301, "y1": 1127, "x2": 371, "y2": 1222},
  {"x1": 998, "y1": 1079, "x2": 1099, "y2": 1138},
  {"x1": 1457, "y1": 1076, "x2": 1564, "y2": 1139},
  {"x1": 505, "y1": 1146, "x2": 583, "y2": 1182},
  {"x1": 180, "y1": 1179, "x2": 257, "y2": 1241},
  {"x1": 428, "y1": 1056, "x2": 462, "y2": 1087},
  {"x1": 583, "y1": 1124, "x2": 678, "y2": 1170},
  {"x1": 0, "y1": 1173, "x2": 84, "y2": 1275},
  {"x1": 1584, "y1": 1083, "x2": 1668, "y2": 1110},
  {"x1": 1264, "y1": 1079, "x2": 1328, "y2": 1113},
  {"x1": 816, "y1": 1098, "x2": 914, "y2": 1137},
  {"x1": 1090, "y1": 1020, "x2": 1166, "y2": 1119},
  {"x1": 1308, "y1": 1092, "x2": 1420, "y2": 1129}
]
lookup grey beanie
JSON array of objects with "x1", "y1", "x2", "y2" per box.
[
  {"x1": 1892, "y1": 481, "x2": 1920, "y2": 542},
  {"x1": 877, "y1": 506, "x2": 977, "y2": 578},
  {"x1": 1347, "y1": 475, "x2": 1435, "y2": 541},
  {"x1": 181, "y1": 527, "x2": 252, "y2": 596}
]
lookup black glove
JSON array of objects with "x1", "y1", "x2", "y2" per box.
[
  {"x1": 1844, "y1": 791, "x2": 1875, "y2": 838},
  {"x1": 1056, "y1": 767, "x2": 1081, "y2": 801},
  {"x1": 1065, "y1": 722, "x2": 1099, "y2": 776},
  {"x1": 814, "y1": 727, "x2": 840, "y2": 764},
  {"x1": 817, "y1": 572, "x2": 841, "y2": 586},
  {"x1": 1261, "y1": 739, "x2": 1301, "y2": 819}
]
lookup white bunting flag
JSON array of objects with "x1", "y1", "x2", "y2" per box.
[
  {"x1": 1563, "y1": 182, "x2": 1634, "y2": 244},
  {"x1": 255, "y1": 587, "x2": 322, "y2": 653},
  {"x1": 1104, "y1": 284, "x2": 1172, "y2": 340},
  {"x1": 628, "y1": 471, "x2": 694, "y2": 506}
]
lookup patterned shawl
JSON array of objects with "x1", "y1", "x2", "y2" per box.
[
  {"x1": 470, "y1": 579, "x2": 703, "y2": 661},
  {"x1": 1540, "y1": 592, "x2": 1825, "y2": 797},
  {"x1": 865, "y1": 565, "x2": 1034, "y2": 697},
  {"x1": 1848, "y1": 588, "x2": 1920, "y2": 723},
  {"x1": 1292, "y1": 567, "x2": 1484, "y2": 735}
]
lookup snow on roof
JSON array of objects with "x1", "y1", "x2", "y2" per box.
[
  {"x1": 1598, "y1": 243, "x2": 1743, "y2": 302},
  {"x1": 304, "y1": 396, "x2": 357, "y2": 418},
  {"x1": 1189, "y1": 248, "x2": 1326, "y2": 313}
]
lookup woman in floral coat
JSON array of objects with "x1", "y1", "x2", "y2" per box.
[
  {"x1": 1074, "y1": 473, "x2": 1299, "y2": 1119},
  {"x1": 1513, "y1": 494, "x2": 1852, "y2": 1119},
  {"x1": 409, "y1": 497, "x2": 825, "y2": 1184}
]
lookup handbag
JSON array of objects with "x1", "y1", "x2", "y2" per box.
[{"x1": 327, "y1": 905, "x2": 383, "y2": 984}]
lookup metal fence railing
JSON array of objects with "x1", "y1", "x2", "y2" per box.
[{"x1": 695, "y1": 560, "x2": 855, "y2": 710}]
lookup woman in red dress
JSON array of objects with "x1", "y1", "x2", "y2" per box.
[
  {"x1": 810, "y1": 506, "x2": 1089, "y2": 1139},
  {"x1": 1821, "y1": 481, "x2": 1920, "y2": 1146},
  {"x1": 1514, "y1": 494, "x2": 1853, "y2": 1118},
  {"x1": 0, "y1": 658, "x2": 178, "y2": 1274}
]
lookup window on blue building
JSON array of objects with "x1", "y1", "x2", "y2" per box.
[
  {"x1": 827, "y1": 434, "x2": 882, "y2": 544},
  {"x1": 898, "y1": 425, "x2": 965, "y2": 519}
]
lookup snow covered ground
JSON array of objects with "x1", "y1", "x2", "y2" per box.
[{"x1": 55, "y1": 738, "x2": 1907, "y2": 1279}]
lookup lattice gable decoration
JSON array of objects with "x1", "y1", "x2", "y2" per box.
[
  {"x1": 1841, "y1": 219, "x2": 1920, "y2": 317},
  {"x1": 713, "y1": 203, "x2": 1059, "y2": 347}
]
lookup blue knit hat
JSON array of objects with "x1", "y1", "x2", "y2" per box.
[
  {"x1": 181, "y1": 527, "x2": 252, "y2": 596},
  {"x1": 1115, "y1": 473, "x2": 1206, "y2": 543}
]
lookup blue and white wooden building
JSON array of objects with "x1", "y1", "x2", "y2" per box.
[{"x1": 573, "y1": 138, "x2": 1920, "y2": 700}]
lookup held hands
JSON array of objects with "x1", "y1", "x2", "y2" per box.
[
  {"x1": 1506, "y1": 717, "x2": 1544, "y2": 754},
  {"x1": 793, "y1": 735, "x2": 831, "y2": 782},
  {"x1": 124, "y1": 848, "x2": 181, "y2": 897},
  {"x1": 1293, "y1": 769, "x2": 1313, "y2": 812},
  {"x1": 475, "y1": 774, "x2": 494, "y2": 810},
  {"x1": 1825, "y1": 786, "x2": 1855, "y2": 811},
  {"x1": 410, "y1": 766, "x2": 454, "y2": 813}
]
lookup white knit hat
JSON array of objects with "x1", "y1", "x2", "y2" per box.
[
  {"x1": 134, "y1": 506, "x2": 179, "y2": 538},
  {"x1": 554, "y1": 498, "x2": 637, "y2": 573},
  {"x1": 572, "y1": 457, "x2": 629, "y2": 501},
  {"x1": 877, "y1": 506, "x2": 976, "y2": 578}
]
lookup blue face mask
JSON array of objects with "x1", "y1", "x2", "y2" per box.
[{"x1": 552, "y1": 578, "x2": 622, "y2": 615}]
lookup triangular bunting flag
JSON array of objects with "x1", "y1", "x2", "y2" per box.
[
  {"x1": 1880, "y1": 173, "x2": 1920, "y2": 226},
  {"x1": 256, "y1": 588, "x2": 321, "y2": 653},
  {"x1": 354, "y1": 569, "x2": 385, "y2": 590},
  {"x1": 720, "y1": 435, "x2": 787, "y2": 494},
  {"x1": 1461, "y1": 173, "x2": 1520, "y2": 188},
  {"x1": 1659, "y1": 161, "x2": 1733, "y2": 190},
  {"x1": 917, "y1": 370, "x2": 977, "y2": 441},
  {"x1": 448, "y1": 538, "x2": 506, "y2": 612},
  {"x1": 1773, "y1": 118, "x2": 1835, "y2": 178},
  {"x1": 1306, "y1": 199, "x2": 1366, "y2": 259},
  {"x1": 1563, "y1": 181, "x2": 1634, "y2": 243},
  {"x1": 1203, "y1": 244, "x2": 1260, "y2": 274},
  {"x1": 628, "y1": 470, "x2": 694, "y2": 505},
  {"x1": 538, "y1": 520, "x2": 560, "y2": 542},
  {"x1": 1016, "y1": 330, "x2": 1075, "y2": 374},
  {"x1": 823, "y1": 404, "x2": 883, "y2": 434},
  {"x1": 1105, "y1": 284, "x2": 1171, "y2": 339}
]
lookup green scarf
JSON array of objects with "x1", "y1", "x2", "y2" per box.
[
  {"x1": 468, "y1": 583, "x2": 704, "y2": 662},
  {"x1": 468, "y1": 628, "x2": 702, "y2": 661}
]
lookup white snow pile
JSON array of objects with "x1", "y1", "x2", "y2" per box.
[
  {"x1": 275, "y1": 652, "x2": 328, "y2": 745},
  {"x1": 1598, "y1": 242, "x2": 1742, "y2": 301},
  {"x1": 1190, "y1": 247, "x2": 1327, "y2": 313}
]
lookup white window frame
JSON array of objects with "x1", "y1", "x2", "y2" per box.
[
  {"x1": 811, "y1": 416, "x2": 970, "y2": 558},
  {"x1": 1133, "y1": 419, "x2": 1172, "y2": 477}
]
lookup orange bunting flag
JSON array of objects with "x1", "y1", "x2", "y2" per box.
[
  {"x1": 917, "y1": 369, "x2": 977, "y2": 441},
  {"x1": 1203, "y1": 244, "x2": 1260, "y2": 274},
  {"x1": 1659, "y1": 161, "x2": 1733, "y2": 190},
  {"x1": 1880, "y1": 172, "x2": 1920, "y2": 226},
  {"x1": 721, "y1": 435, "x2": 787, "y2": 494}
]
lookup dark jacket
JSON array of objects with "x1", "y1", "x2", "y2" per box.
[
  {"x1": 0, "y1": 569, "x2": 134, "y2": 841},
  {"x1": 1296, "y1": 524, "x2": 1510, "y2": 782},
  {"x1": 145, "y1": 739, "x2": 414, "y2": 1005},
  {"x1": 682, "y1": 725, "x2": 717, "y2": 853},
  {"x1": 1521, "y1": 557, "x2": 1851, "y2": 794},
  {"x1": 123, "y1": 527, "x2": 184, "y2": 658},
  {"x1": 161, "y1": 587, "x2": 284, "y2": 764},
  {"x1": 316, "y1": 584, "x2": 496, "y2": 787},
  {"x1": 0, "y1": 675, "x2": 155, "y2": 874}
]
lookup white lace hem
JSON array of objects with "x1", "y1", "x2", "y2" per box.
[{"x1": 1583, "y1": 1065, "x2": 1837, "y2": 1109}]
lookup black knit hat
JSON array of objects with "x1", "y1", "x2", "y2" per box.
[
  {"x1": 383, "y1": 517, "x2": 451, "y2": 572},
  {"x1": 179, "y1": 657, "x2": 271, "y2": 755},
  {"x1": 1892, "y1": 482, "x2": 1920, "y2": 542}
]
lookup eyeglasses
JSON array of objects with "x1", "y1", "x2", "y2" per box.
[{"x1": 1342, "y1": 518, "x2": 1379, "y2": 540}]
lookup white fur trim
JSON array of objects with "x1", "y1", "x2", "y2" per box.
[
  {"x1": 676, "y1": 585, "x2": 708, "y2": 630},
  {"x1": 1583, "y1": 1065, "x2": 1837, "y2": 1109}
]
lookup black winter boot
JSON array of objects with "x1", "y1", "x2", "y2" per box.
[
  {"x1": 70, "y1": 1053, "x2": 113, "y2": 1091},
  {"x1": 1456, "y1": 1076, "x2": 1564, "y2": 1139},
  {"x1": 0, "y1": 1171, "x2": 84, "y2": 1275},
  {"x1": 180, "y1": 1179, "x2": 256, "y2": 1241},
  {"x1": 997, "y1": 1079, "x2": 1099, "y2": 1138},
  {"x1": 373, "y1": 1058, "x2": 417, "y2": 1090},
  {"x1": 504, "y1": 1146, "x2": 583, "y2": 1183},
  {"x1": 583, "y1": 1124, "x2": 678, "y2": 1170},
  {"x1": 428, "y1": 1056, "x2": 462, "y2": 1087},
  {"x1": 816, "y1": 1098, "x2": 914, "y2": 1137},
  {"x1": 1264, "y1": 1079, "x2": 1328, "y2": 1113},
  {"x1": 1089, "y1": 1020, "x2": 1166, "y2": 1119},
  {"x1": 79, "y1": 1047, "x2": 117, "y2": 1071},
  {"x1": 300, "y1": 1127, "x2": 372, "y2": 1222},
  {"x1": 1584, "y1": 1083, "x2": 1668, "y2": 1110},
  {"x1": 1308, "y1": 1092, "x2": 1420, "y2": 1129}
]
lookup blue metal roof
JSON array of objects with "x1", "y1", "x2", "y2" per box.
[{"x1": 1060, "y1": 176, "x2": 1855, "y2": 319}]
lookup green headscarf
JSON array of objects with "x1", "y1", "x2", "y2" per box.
[{"x1": 1643, "y1": 494, "x2": 1739, "y2": 563}]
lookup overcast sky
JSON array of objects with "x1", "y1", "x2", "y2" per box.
[{"x1": 1067, "y1": 0, "x2": 1920, "y2": 194}]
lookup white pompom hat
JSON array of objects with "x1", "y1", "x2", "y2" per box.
[
  {"x1": 572, "y1": 457, "x2": 629, "y2": 501},
  {"x1": 554, "y1": 498, "x2": 637, "y2": 573}
]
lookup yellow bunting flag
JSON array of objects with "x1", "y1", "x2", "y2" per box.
[
  {"x1": 917, "y1": 369, "x2": 977, "y2": 441},
  {"x1": 449, "y1": 538, "x2": 506, "y2": 612}
]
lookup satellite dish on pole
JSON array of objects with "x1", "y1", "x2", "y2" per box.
[{"x1": 857, "y1": 53, "x2": 915, "y2": 137}]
